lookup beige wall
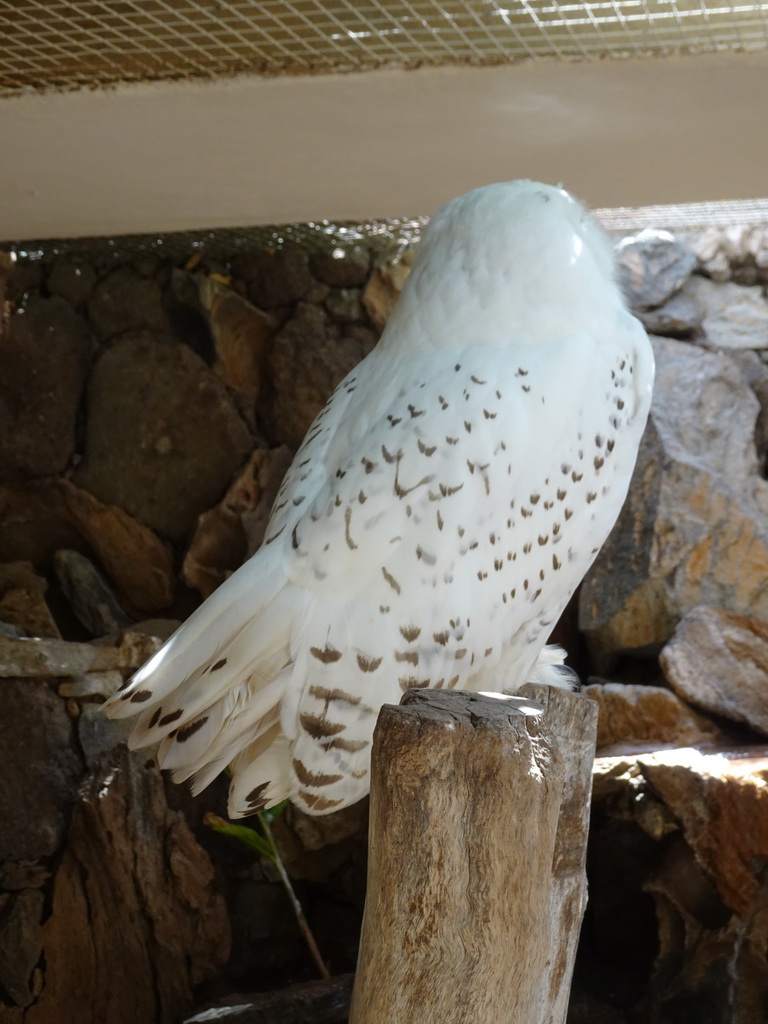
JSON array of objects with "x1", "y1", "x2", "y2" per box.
[{"x1": 2, "y1": 51, "x2": 767, "y2": 240}]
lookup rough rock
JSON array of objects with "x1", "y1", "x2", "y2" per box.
[
  {"x1": 0, "y1": 631, "x2": 162, "y2": 678},
  {"x1": 266, "y1": 304, "x2": 377, "y2": 450},
  {"x1": 324, "y1": 288, "x2": 364, "y2": 324},
  {"x1": 617, "y1": 230, "x2": 697, "y2": 310},
  {"x1": 361, "y1": 248, "x2": 413, "y2": 332},
  {"x1": 236, "y1": 248, "x2": 314, "y2": 309},
  {"x1": 22, "y1": 745, "x2": 230, "y2": 1024},
  {"x1": 635, "y1": 290, "x2": 702, "y2": 337},
  {"x1": 183, "y1": 445, "x2": 293, "y2": 598},
  {"x1": 53, "y1": 548, "x2": 132, "y2": 636},
  {"x1": 58, "y1": 669, "x2": 123, "y2": 699},
  {"x1": 0, "y1": 680, "x2": 82, "y2": 861},
  {"x1": 310, "y1": 246, "x2": 371, "y2": 288},
  {"x1": 128, "y1": 617, "x2": 180, "y2": 642},
  {"x1": 73, "y1": 333, "x2": 253, "y2": 541},
  {"x1": 75, "y1": 702, "x2": 133, "y2": 766},
  {"x1": 0, "y1": 863, "x2": 50, "y2": 892},
  {"x1": 0, "y1": 889, "x2": 45, "y2": 1007},
  {"x1": 203, "y1": 282, "x2": 277, "y2": 423},
  {"x1": 87, "y1": 266, "x2": 172, "y2": 340},
  {"x1": 0, "y1": 296, "x2": 92, "y2": 480},
  {"x1": 692, "y1": 224, "x2": 768, "y2": 283},
  {"x1": 732, "y1": 351, "x2": 768, "y2": 469},
  {"x1": 580, "y1": 336, "x2": 768, "y2": 667},
  {"x1": 0, "y1": 562, "x2": 60, "y2": 639},
  {"x1": 46, "y1": 257, "x2": 97, "y2": 308},
  {"x1": 0, "y1": 477, "x2": 176, "y2": 614},
  {"x1": 683, "y1": 275, "x2": 768, "y2": 349},
  {"x1": 582, "y1": 681, "x2": 722, "y2": 752},
  {"x1": 586, "y1": 745, "x2": 768, "y2": 1022},
  {"x1": 660, "y1": 605, "x2": 768, "y2": 736}
]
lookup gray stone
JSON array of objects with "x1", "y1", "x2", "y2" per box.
[
  {"x1": 0, "y1": 889, "x2": 44, "y2": 1007},
  {"x1": 46, "y1": 257, "x2": 97, "y2": 308},
  {"x1": 0, "y1": 680, "x2": 82, "y2": 861},
  {"x1": 0, "y1": 296, "x2": 92, "y2": 479},
  {"x1": 87, "y1": 266, "x2": 172, "y2": 341},
  {"x1": 58, "y1": 669, "x2": 123, "y2": 699},
  {"x1": 660, "y1": 605, "x2": 768, "y2": 736},
  {"x1": 73, "y1": 333, "x2": 253, "y2": 540},
  {"x1": 683, "y1": 275, "x2": 768, "y2": 350},
  {"x1": 76, "y1": 702, "x2": 133, "y2": 767},
  {"x1": 310, "y1": 246, "x2": 371, "y2": 288},
  {"x1": 0, "y1": 632, "x2": 162, "y2": 678},
  {"x1": 53, "y1": 548, "x2": 132, "y2": 637},
  {"x1": 635, "y1": 291, "x2": 703, "y2": 337},
  {"x1": 726, "y1": 351, "x2": 768, "y2": 470},
  {"x1": 617, "y1": 230, "x2": 697, "y2": 310},
  {"x1": 580, "y1": 336, "x2": 768, "y2": 666},
  {"x1": 266, "y1": 304, "x2": 377, "y2": 449},
  {"x1": 236, "y1": 248, "x2": 314, "y2": 309}
]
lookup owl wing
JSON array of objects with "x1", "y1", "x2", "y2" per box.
[{"x1": 108, "y1": 309, "x2": 650, "y2": 817}]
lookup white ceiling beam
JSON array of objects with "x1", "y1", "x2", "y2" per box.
[{"x1": 2, "y1": 51, "x2": 767, "y2": 240}]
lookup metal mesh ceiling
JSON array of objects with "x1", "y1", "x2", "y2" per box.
[
  {"x1": 2, "y1": 0, "x2": 768, "y2": 96},
  {"x1": 5, "y1": 197, "x2": 768, "y2": 265}
]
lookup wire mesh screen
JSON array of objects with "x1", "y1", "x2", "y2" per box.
[
  {"x1": 2, "y1": 1, "x2": 768, "y2": 96},
  {"x1": 4, "y1": 198, "x2": 768, "y2": 265}
]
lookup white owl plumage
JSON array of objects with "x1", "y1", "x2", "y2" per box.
[{"x1": 107, "y1": 180, "x2": 654, "y2": 817}]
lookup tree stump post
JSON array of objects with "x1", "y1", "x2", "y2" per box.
[{"x1": 348, "y1": 685, "x2": 598, "y2": 1024}]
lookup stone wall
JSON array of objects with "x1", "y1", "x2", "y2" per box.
[{"x1": 2, "y1": 220, "x2": 768, "y2": 1023}]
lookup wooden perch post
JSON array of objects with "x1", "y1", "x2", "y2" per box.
[{"x1": 348, "y1": 684, "x2": 598, "y2": 1024}]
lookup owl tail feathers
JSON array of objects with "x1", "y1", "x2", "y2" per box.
[
  {"x1": 104, "y1": 559, "x2": 298, "y2": 801},
  {"x1": 527, "y1": 644, "x2": 580, "y2": 691}
]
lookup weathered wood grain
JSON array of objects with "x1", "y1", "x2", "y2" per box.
[{"x1": 349, "y1": 685, "x2": 597, "y2": 1024}]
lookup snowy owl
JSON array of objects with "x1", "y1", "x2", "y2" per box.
[{"x1": 107, "y1": 180, "x2": 654, "y2": 817}]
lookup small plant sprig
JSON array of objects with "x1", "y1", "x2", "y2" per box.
[{"x1": 204, "y1": 803, "x2": 330, "y2": 979}]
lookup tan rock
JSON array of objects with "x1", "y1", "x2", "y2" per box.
[
  {"x1": 583, "y1": 681, "x2": 721, "y2": 752},
  {"x1": 0, "y1": 562, "x2": 60, "y2": 638},
  {"x1": 361, "y1": 247, "x2": 413, "y2": 332},
  {"x1": 580, "y1": 337, "x2": 768, "y2": 667},
  {"x1": 590, "y1": 744, "x2": 768, "y2": 1020},
  {"x1": 660, "y1": 605, "x2": 768, "y2": 736},
  {"x1": 183, "y1": 445, "x2": 293, "y2": 598},
  {"x1": 198, "y1": 276, "x2": 277, "y2": 422},
  {"x1": 692, "y1": 224, "x2": 768, "y2": 283},
  {"x1": 0, "y1": 478, "x2": 175, "y2": 615}
]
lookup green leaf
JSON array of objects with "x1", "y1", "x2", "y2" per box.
[
  {"x1": 203, "y1": 812, "x2": 275, "y2": 862},
  {"x1": 261, "y1": 800, "x2": 288, "y2": 825}
]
